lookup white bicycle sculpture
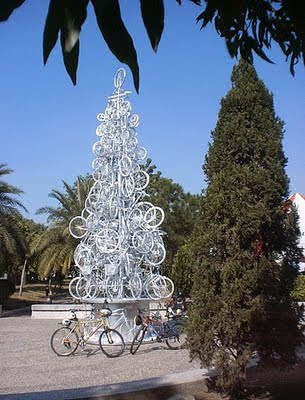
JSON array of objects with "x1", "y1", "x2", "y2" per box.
[{"x1": 68, "y1": 68, "x2": 174, "y2": 302}]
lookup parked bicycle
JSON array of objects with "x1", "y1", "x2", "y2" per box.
[
  {"x1": 50, "y1": 303, "x2": 125, "y2": 358},
  {"x1": 130, "y1": 309, "x2": 186, "y2": 355}
]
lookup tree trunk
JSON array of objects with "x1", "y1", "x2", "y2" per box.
[
  {"x1": 48, "y1": 277, "x2": 52, "y2": 296},
  {"x1": 18, "y1": 259, "x2": 27, "y2": 297}
]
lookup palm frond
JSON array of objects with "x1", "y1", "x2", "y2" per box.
[
  {"x1": 34, "y1": 175, "x2": 93, "y2": 276},
  {"x1": 0, "y1": 165, "x2": 27, "y2": 215},
  {"x1": 0, "y1": 164, "x2": 13, "y2": 177}
]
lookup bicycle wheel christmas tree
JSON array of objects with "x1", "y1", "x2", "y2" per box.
[{"x1": 69, "y1": 69, "x2": 174, "y2": 301}]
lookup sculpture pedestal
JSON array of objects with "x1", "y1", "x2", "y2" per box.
[{"x1": 83, "y1": 298, "x2": 165, "y2": 344}]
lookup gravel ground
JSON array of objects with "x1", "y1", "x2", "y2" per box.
[{"x1": 0, "y1": 315, "x2": 200, "y2": 396}]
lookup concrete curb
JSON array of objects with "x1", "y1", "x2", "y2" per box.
[
  {"x1": 31, "y1": 303, "x2": 92, "y2": 319},
  {"x1": 0, "y1": 369, "x2": 210, "y2": 400}
]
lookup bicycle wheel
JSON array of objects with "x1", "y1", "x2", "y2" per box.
[
  {"x1": 145, "y1": 275, "x2": 167, "y2": 299},
  {"x1": 146, "y1": 242, "x2": 166, "y2": 266},
  {"x1": 69, "y1": 216, "x2": 87, "y2": 239},
  {"x1": 132, "y1": 230, "x2": 154, "y2": 253},
  {"x1": 162, "y1": 276, "x2": 175, "y2": 299},
  {"x1": 119, "y1": 155, "x2": 132, "y2": 176},
  {"x1": 96, "y1": 228, "x2": 119, "y2": 253},
  {"x1": 68, "y1": 276, "x2": 81, "y2": 299},
  {"x1": 76, "y1": 276, "x2": 91, "y2": 299},
  {"x1": 144, "y1": 206, "x2": 164, "y2": 228},
  {"x1": 99, "y1": 328, "x2": 125, "y2": 358},
  {"x1": 165, "y1": 322, "x2": 186, "y2": 350},
  {"x1": 106, "y1": 276, "x2": 123, "y2": 300},
  {"x1": 129, "y1": 274, "x2": 142, "y2": 299},
  {"x1": 50, "y1": 327, "x2": 79, "y2": 356},
  {"x1": 130, "y1": 326, "x2": 146, "y2": 355}
]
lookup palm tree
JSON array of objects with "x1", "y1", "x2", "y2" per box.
[
  {"x1": 0, "y1": 164, "x2": 27, "y2": 276},
  {"x1": 33, "y1": 176, "x2": 92, "y2": 277}
]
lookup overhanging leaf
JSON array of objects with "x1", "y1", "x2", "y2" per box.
[
  {"x1": 61, "y1": 0, "x2": 89, "y2": 53},
  {"x1": 0, "y1": 0, "x2": 26, "y2": 22},
  {"x1": 43, "y1": 0, "x2": 64, "y2": 65},
  {"x1": 91, "y1": 0, "x2": 139, "y2": 93},
  {"x1": 176, "y1": 0, "x2": 201, "y2": 4},
  {"x1": 196, "y1": 3, "x2": 217, "y2": 29},
  {"x1": 248, "y1": 37, "x2": 274, "y2": 64},
  {"x1": 226, "y1": 37, "x2": 240, "y2": 58},
  {"x1": 140, "y1": 0, "x2": 164, "y2": 52},
  {"x1": 60, "y1": 28, "x2": 79, "y2": 85},
  {"x1": 44, "y1": 1, "x2": 88, "y2": 85}
]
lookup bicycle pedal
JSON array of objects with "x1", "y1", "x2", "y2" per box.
[{"x1": 156, "y1": 337, "x2": 162, "y2": 342}]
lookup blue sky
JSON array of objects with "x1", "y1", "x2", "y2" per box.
[{"x1": 0, "y1": 1, "x2": 304, "y2": 223}]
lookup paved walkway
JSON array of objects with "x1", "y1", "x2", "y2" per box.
[{"x1": 0, "y1": 315, "x2": 201, "y2": 396}]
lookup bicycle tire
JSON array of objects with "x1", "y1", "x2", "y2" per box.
[
  {"x1": 165, "y1": 322, "x2": 186, "y2": 350},
  {"x1": 68, "y1": 276, "x2": 81, "y2": 299},
  {"x1": 99, "y1": 328, "x2": 125, "y2": 358},
  {"x1": 145, "y1": 275, "x2": 167, "y2": 300},
  {"x1": 106, "y1": 276, "x2": 123, "y2": 300},
  {"x1": 119, "y1": 155, "x2": 132, "y2": 177},
  {"x1": 130, "y1": 325, "x2": 146, "y2": 355},
  {"x1": 129, "y1": 274, "x2": 142, "y2": 299},
  {"x1": 76, "y1": 277, "x2": 91, "y2": 299},
  {"x1": 162, "y1": 276, "x2": 175, "y2": 299},
  {"x1": 146, "y1": 242, "x2": 166, "y2": 266},
  {"x1": 50, "y1": 327, "x2": 79, "y2": 356},
  {"x1": 69, "y1": 216, "x2": 87, "y2": 239}
]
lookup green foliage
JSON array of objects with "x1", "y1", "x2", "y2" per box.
[
  {"x1": 144, "y1": 159, "x2": 200, "y2": 280},
  {"x1": 0, "y1": 214, "x2": 27, "y2": 278},
  {"x1": 16, "y1": 217, "x2": 46, "y2": 279},
  {"x1": 33, "y1": 176, "x2": 92, "y2": 277},
  {"x1": 196, "y1": 0, "x2": 305, "y2": 75},
  {"x1": 187, "y1": 60, "x2": 304, "y2": 397},
  {"x1": 0, "y1": 164, "x2": 27, "y2": 278},
  {"x1": 291, "y1": 274, "x2": 305, "y2": 302},
  {"x1": 172, "y1": 243, "x2": 195, "y2": 295},
  {"x1": 1, "y1": 1, "x2": 304, "y2": 89},
  {"x1": 18, "y1": 218, "x2": 45, "y2": 244}
]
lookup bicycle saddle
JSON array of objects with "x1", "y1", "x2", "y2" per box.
[
  {"x1": 62, "y1": 318, "x2": 71, "y2": 327},
  {"x1": 99, "y1": 308, "x2": 112, "y2": 317}
]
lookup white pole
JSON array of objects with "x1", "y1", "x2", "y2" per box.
[{"x1": 19, "y1": 259, "x2": 27, "y2": 297}]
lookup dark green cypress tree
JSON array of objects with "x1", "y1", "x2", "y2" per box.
[{"x1": 187, "y1": 60, "x2": 304, "y2": 397}]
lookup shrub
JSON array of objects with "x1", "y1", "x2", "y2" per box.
[{"x1": 292, "y1": 274, "x2": 305, "y2": 302}]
